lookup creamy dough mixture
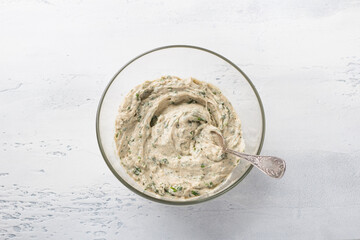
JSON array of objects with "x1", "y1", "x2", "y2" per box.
[{"x1": 115, "y1": 76, "x2": 245, "y2": 198}]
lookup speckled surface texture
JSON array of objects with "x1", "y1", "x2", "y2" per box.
[{"x1": 1, "y1": 0, "x2": 360, "y2": 239}]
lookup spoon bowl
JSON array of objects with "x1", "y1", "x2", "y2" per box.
[{"x1": 211, "y1": 131, "x2": 286, "y2": 178}]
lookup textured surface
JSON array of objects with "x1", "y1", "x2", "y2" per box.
[{"x1": 1, "y1": 0, "x2": 360, "y2": 239}]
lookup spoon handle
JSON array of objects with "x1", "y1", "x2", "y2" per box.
[{"x1": 226, "y1": 149, "x2": 286, "y2": 178}]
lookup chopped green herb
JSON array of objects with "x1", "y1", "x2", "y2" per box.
[
  {"x1": 201, "y1": 163, "x2": 205, "y2": 168},
  {"x1": 136, "y1": 93, "x2": 140, "y2": 101},
  {"x1": 150, "y1": 115, "x2": 158, "y2": 127},
  {"x1": 197, "y1": 117, "x2": 206, "y2": 122},
  {"x1": 138, "y1": 156, "x2": 141, "y2": 160},
  {"x1": 212, "y1": 91, "x2": 217, "y2": 95},
  {"x1": 177, "y1": 186, "x2": 183, "y2": 191},
  {"x1": 133, "y1": 167, "x2": 141, "y2": 175},
  {"x1": 170, "y1": 186, "x2": 177, "y2": 192},
  {"x1": 160, "y1": 158, "x2": 168, "y2": 164},
  {"x1": 220, "y1": 153, "x2": 227, "y2": 160},
  {"x1": 127, "y1": 106, "x2": 131, "y2": 110},
  {"x1": 199, "y1": 91, "x2": 206, "y2": 96},
  {"x1": 177, "y1": 155, "x2": 181, "y2": 159},
  {"x1": 191, "y1": 190, "x2": 200, "y2": 196}
]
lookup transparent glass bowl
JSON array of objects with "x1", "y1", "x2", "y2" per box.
[{"x1": 96, "y1": 45, "x2": 265, "y2": 205}]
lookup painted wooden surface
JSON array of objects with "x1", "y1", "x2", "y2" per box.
[{"x1": 1, "y1": 0, "x2": 360, "y2": 239}]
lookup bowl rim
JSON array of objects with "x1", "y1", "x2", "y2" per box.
[{"x1": 96, "y1": 45, "x2": 266, "y2": 205}]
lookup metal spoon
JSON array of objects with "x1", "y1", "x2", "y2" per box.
[{"x1": 211, "y1": 131, "x2": 286, "y2": 178}]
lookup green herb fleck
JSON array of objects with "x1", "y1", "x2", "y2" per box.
[
  {"x1": 150, "y1": 115, "x2": 158, "y2": 127},
  {"x1": 177, "y1": 155, "x2": 181, "y2": 159},
  {"x1": 133, "y1": 167, "x2": 141, "y2": 175},
  {"x1": 136, "y1": 93, "x2": 140, "y2": 101},
  {"x1": 219, "y1": 153, "x2": 227, "y2": 160},
  {"x1": 201, "y1": 163, "x2": 205, "y2": 168},
  {"x1": 160, "y1": 158, "x2": 168, "y2": 164},
  {"x1": 170, "y1": 186, "x2": 177, "y2": 192},
  {"x1": 191, "y1": 190, "x2": 200, "y2": 196}
]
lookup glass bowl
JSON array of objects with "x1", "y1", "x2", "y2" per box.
[{"x1": 96, "y1": 45, "x2": 265, "y2": 205}]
